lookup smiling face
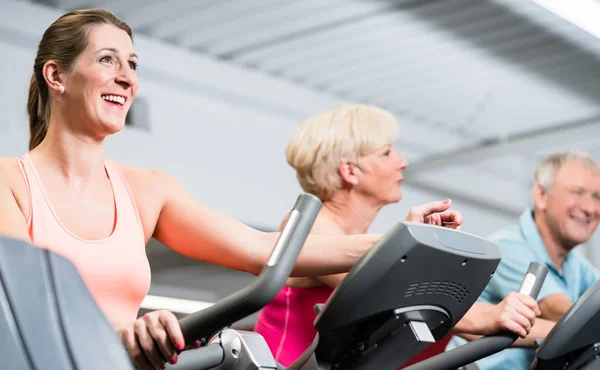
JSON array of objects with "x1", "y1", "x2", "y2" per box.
[
  {"x1": 59, "y1": 23, "x2": 138, "y2": 137},
  {"x1": 535, "y1": 159, "x2": 600, "y2": 249}
]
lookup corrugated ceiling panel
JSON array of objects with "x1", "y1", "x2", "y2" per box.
[{"x1": 178, "y1": 0, "x2": 345, "y2": 49}]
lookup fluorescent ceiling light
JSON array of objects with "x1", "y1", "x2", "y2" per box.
[
  {"x1": 141, "y1": 295, "x2": 214, "y2": 314},
  {"x1": 532, "y1": 0, "x2": 600, "y2": 39}
]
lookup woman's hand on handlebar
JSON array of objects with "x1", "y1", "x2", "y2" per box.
[
  {"x1": 404, "y1": 199, "x2": 464, "y2": 230},
  {"x1": 486, "y1": 292, "x2": 541, "y2": 338},
  {"x1": 118, "y1": 309, "x2": 201, "y2": 370}
]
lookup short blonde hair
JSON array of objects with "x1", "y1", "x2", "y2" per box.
[
  {"x1": 535, "y1": 150, "x2": 599, "y2": 191},
  {"x1": 286, "y1": 104, "x2": 400, "y2": 201}
]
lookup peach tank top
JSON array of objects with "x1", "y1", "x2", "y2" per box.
[{"x1": 15, "y1": 153, "x2": 151, "y2": 327}]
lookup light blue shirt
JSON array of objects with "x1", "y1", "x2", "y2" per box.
[{"x1": 446, "y1": 209, "x2": 600, "y2": 370}]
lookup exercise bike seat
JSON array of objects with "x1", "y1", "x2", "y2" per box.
[{"x1": 0, "y1": 236, "x2": 134, "y2": 370}]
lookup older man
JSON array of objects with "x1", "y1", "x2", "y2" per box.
[{"x1": 448, "y1": 150, "x2": 600, "y2": 369}]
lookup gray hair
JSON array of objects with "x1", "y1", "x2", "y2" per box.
[{"x1": 535, "y1": 150, "x2": 599, "y2": 191}]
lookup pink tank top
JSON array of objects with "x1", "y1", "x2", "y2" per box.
[
  {"x1": 254, "y1": 285, "x2": 334, "y2": 366},
  {"x1": 15, "y1": 153, "x2": 151, "y2": 327}
]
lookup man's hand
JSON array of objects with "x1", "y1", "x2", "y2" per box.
[
  {"x1": 484, "y1": 292, "x2": 541, "y2": 338},
  {"x1": 404, "y1": 199, "x2": 464, "y2": 230}
]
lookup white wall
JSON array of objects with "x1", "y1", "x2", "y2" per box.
[{"x1": 0, "y1": 0, "x2": 563, "y2": 243}]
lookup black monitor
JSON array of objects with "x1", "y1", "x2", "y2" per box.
[
  {"x1": 529, "y1": 279, "x2": 600, "y2": 370},
  {"x1": 308, "y1": 222, "x2": 501, "y2": 370}
]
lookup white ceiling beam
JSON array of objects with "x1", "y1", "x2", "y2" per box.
[
  {"x1": 494, "y1": 0, "x2": 600, "y2": 57},
  {"x1": 122, "y1": 0, "x2": 218, "y2": 30},
  {"x1": 150, "y1": 0, "x2": 287, "y2": 43},
  {"x1": 259, "y1": 15, "x2": 429, "y2": 74},
  {"x1": 234, "y1": 12, "x2": 400, "y2": 66},
  {"x1": 207, "y1": 0, "x2": 390, "y2": 56},
  {"x1": 276, "y1": 0, "x2": 493, "y2": 79},
  {"x1": 369, "y1": 53, "x2": 594, "y2": 110},
  {"x1": 321, "y1": 17, "x2": 534, "y2": 95},
  {"x1": 301, "y1": 19, "x2": 570, "y2": 93},
  {"x1": 146, "y1": 0, "x2": 234, "y2": 40},
  {"x1": 361, "y1": 51, "x2": 594, "y2": 106},
  {"x1": 388, "y1": 110, "x2": 478, "y2": 152},
  {"x1": 250, "y1": 19, "x2": 396, "y2": 72},
  {"x1": 330, "y1": 37, "x2": 578, "y2": 106},
  {"x1": 178, "y1": 0, "x2": 336, "y2": 49},
  {"x1": 403, "y1": 116, "x2": 600, "y2": 175}
]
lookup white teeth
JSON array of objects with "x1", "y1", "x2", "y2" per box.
[
  {"x1": 101, "y1": 95, "x2": 125, "y2": 105},
  {"x1": 572, "y1": 216, "x2": 589, "y2": 223}
]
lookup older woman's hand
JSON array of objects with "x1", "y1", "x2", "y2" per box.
[{"x1": 404, "y1": 199, "x2": 464, "y2": 230}]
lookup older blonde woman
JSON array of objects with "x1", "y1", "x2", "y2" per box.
[{"x1": 253, "y1": 105, "x2": 541, "y2": 367}]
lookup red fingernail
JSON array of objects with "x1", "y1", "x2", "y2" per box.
[
  {"x1": 177, "y1": 341, "x2": 185, "y2": 351},
  {"x1": 171, "y1": 355, "x2": 178, "y2": 365}
]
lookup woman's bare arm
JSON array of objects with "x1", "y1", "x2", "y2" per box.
[{"x1": 149, "y1": 170, "x2": 379, "y2": 277}]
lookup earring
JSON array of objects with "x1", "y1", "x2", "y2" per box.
[{"x1": 58, "y1": 85, "x2": 64, "y2": 94}]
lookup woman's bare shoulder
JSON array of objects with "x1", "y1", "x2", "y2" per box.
[
  {"x1": 112, "y1": 162, "x2": 178, "y2": 239},
  {"x1": 0, "y1": 156, "x2": 30, "y2": 222},
  {"x1": 112, "y1": 161, "x2": 170, "y2": 200},
  {"x1": 0, "y1": 157, "x2": 26, "y2": 189},
  {"x1": 0, "y1": 157, "x2": 20, "y2": 176}
]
